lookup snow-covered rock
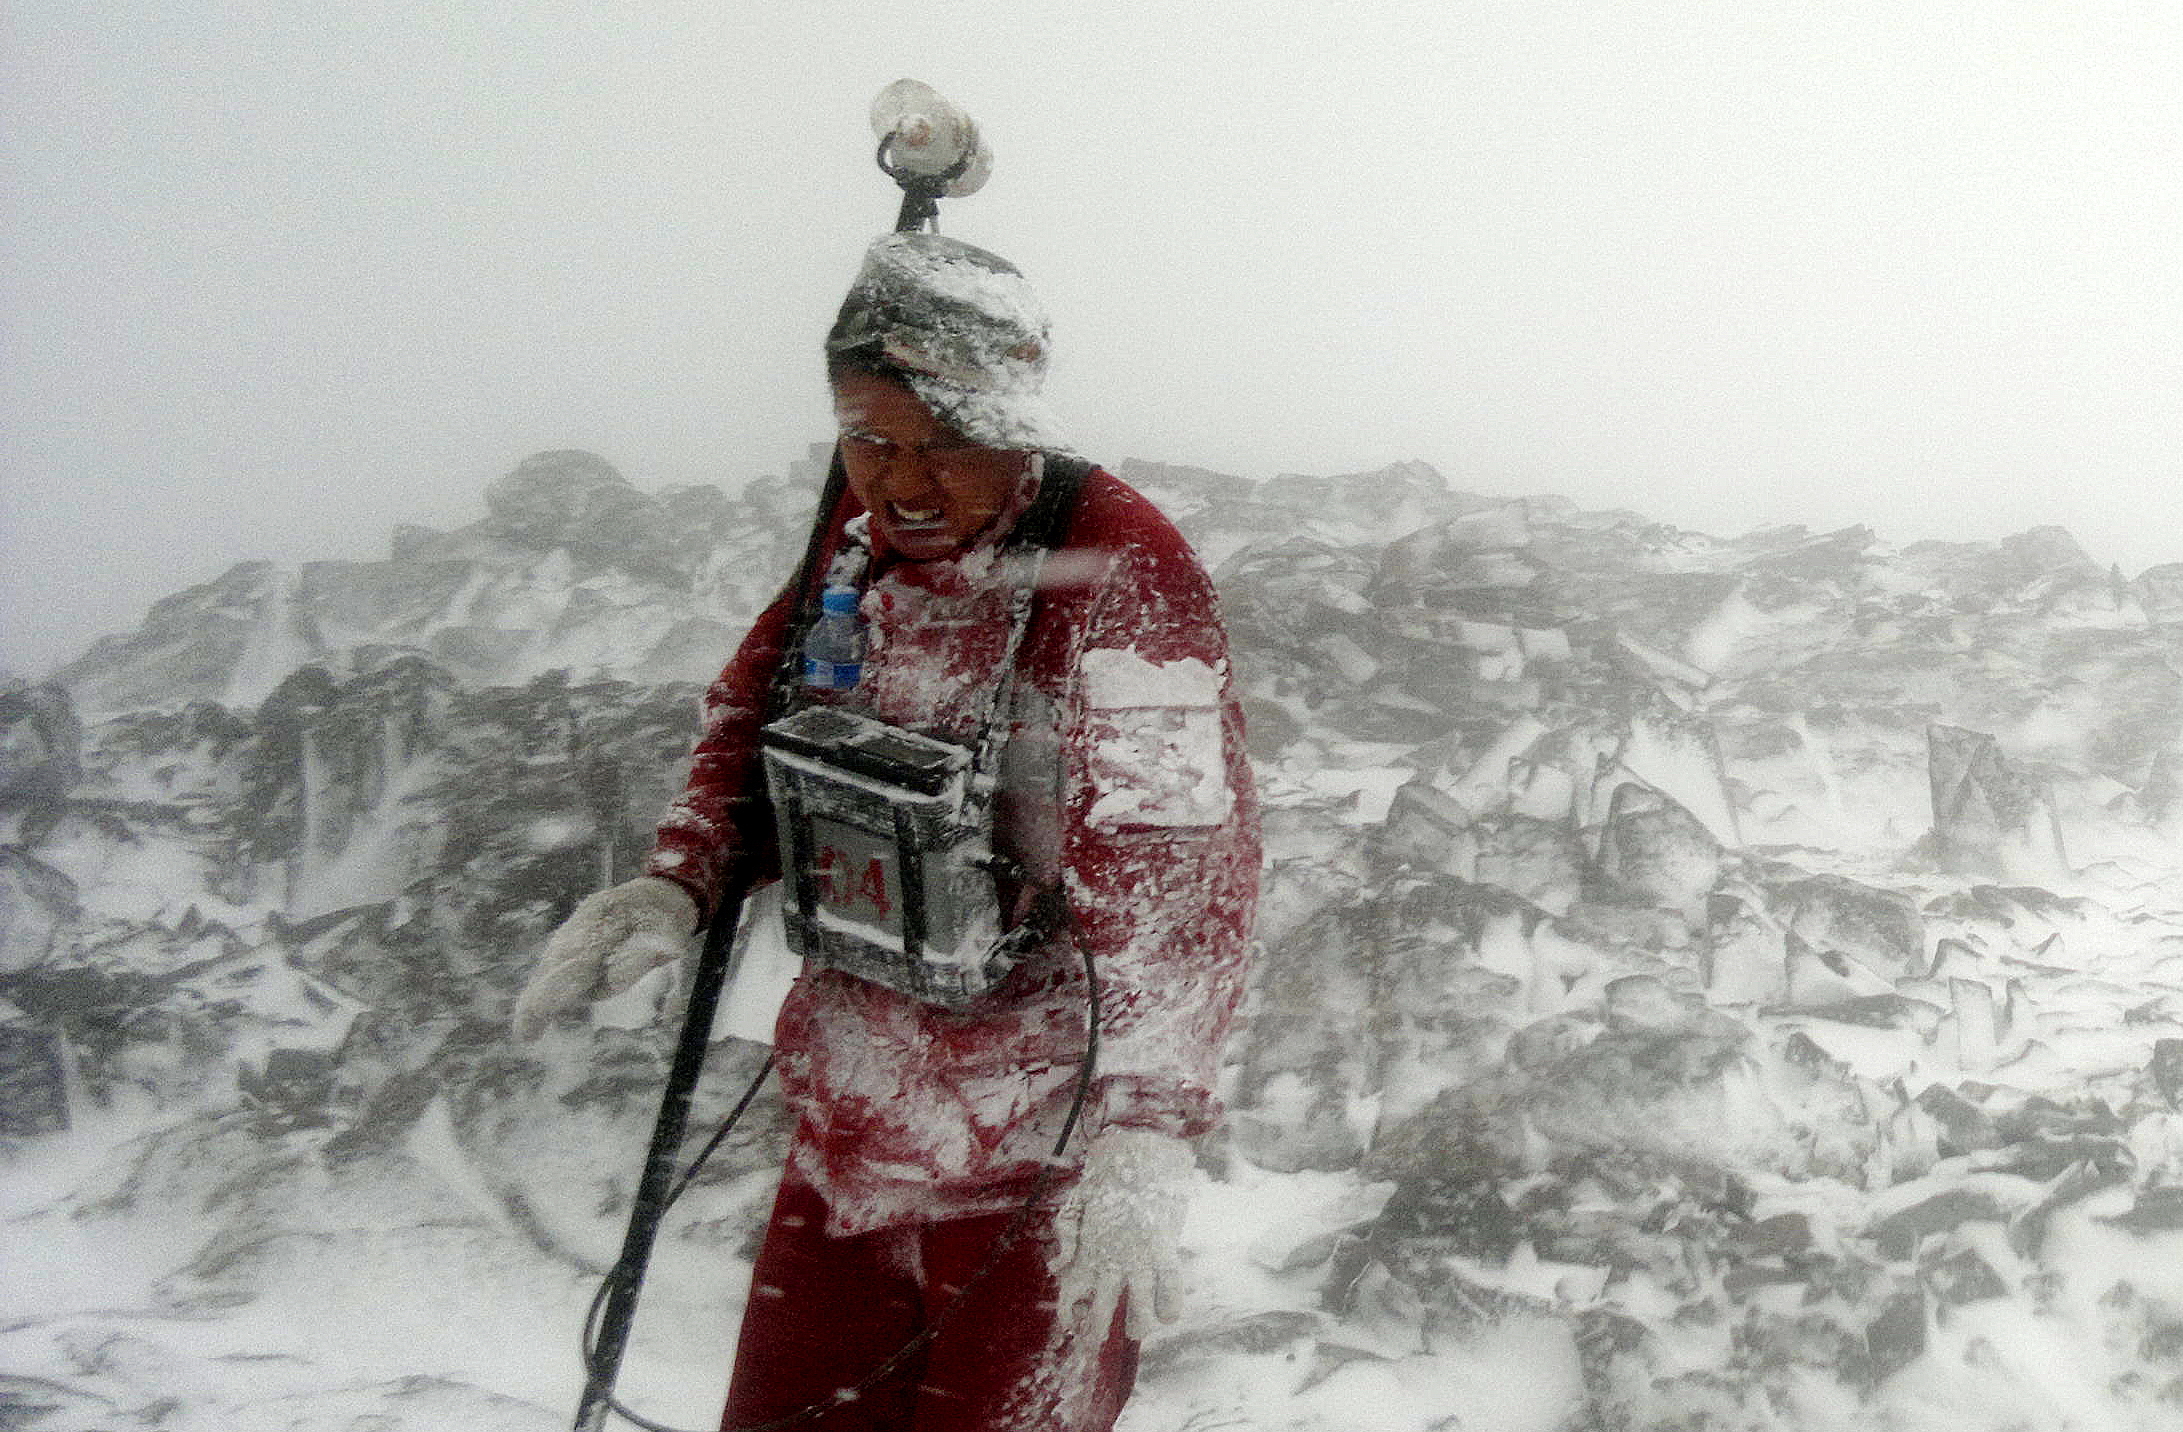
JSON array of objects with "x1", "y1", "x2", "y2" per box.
[{"x1": 10, "y1": 450, "x2": 2183, "y2": 1429}]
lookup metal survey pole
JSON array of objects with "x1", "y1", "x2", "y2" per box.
[
  {"x1": 572, "y1": 882, "x2": 749, "y2": 1432},
  {"x1": 570, "y1": 77, "x2": 991, "y2": 1431}
]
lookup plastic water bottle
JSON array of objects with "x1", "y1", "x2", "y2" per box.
[{"x1": 802, "y1": 586, "x2": 866, "y2": 691}]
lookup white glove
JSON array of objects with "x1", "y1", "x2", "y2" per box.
[
  {"x1": 511, "y1": 876, "x2": 698, "y2": 1042},
  {"x1": 1053, "y1": 1126, "x2": 1194, "y2": 1341}
]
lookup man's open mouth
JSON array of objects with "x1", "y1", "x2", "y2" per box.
[{"x1": 888, "y1": 502, "x2": 945, "y2": 525}]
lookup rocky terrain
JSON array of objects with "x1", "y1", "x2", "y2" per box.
[{"x1": 5, "y1": 447, "x2": 2183, "y2": 1430}]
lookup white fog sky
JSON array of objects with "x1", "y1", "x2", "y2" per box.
[{"x1": 4, "y1": 2, "x2": 2179, "y2": 675}]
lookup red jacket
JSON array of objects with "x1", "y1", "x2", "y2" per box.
[{"x1": 646, "y1": 464, "x2": 1261, "y2": 1234}]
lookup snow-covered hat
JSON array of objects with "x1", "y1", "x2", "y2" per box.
[{"x1": 826, "y1": 232, "x2": 1069, "y2": 452}]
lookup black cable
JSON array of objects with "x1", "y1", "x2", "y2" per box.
[
  {"x1": 579, "y1": 1051, "x2": 776, "y2": 1432},
  {"x1": 875, "y1": 133, "x2": 973, "y2": 234},
  {"x1": 581, "y1": 939, "x2": 1101, "y2": 1432},
  {"x1": 664, "y1": 1052, "x2": 776, "y2": 1211}
]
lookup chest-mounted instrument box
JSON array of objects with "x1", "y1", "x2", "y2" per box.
[{"x1": 760, "y1": 704, "x2": 1026, "y2": 1007}]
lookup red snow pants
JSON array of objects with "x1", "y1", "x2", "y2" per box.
[{"x1": 720, "y1": 1175, "x2": 1140, "y2": 1432}]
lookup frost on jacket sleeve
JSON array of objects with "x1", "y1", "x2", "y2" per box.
[
  {"x1": 1060, "y1": 502, "x2": 1261, "y2": 1142},
  {"x1": 644, "y1": 587, "x2": 798, "y2": 926}
]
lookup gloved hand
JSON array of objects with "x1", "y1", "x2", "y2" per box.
[
  {"x1": 1053, "y1": 1126, "x2": 1195, "y2": 1341},
  {"x1": 511, "y1": 876, "x2": 699, "y2": 1041}
]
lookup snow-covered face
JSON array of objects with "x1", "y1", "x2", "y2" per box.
[{"x1": 833, "y1": 370, "x2": 1031, "y2": 562}]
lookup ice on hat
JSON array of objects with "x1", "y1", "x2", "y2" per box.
[{"x1": 827, "y1": 233, "x2": 1070, "y2": 452}]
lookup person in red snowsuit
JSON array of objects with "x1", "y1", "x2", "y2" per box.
[{"x1": 517, "y1": 233, "x2": 1259, "y2": 1431}]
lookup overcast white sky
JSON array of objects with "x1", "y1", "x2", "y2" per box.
[{"x1": 4, "y1": 2, "x2": 2179, "y2": 675}]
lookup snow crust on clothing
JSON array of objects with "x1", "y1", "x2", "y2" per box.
[
  {"x1": 1080, "y1": 649, "x2": 1225, "y2": 710},
  {"x1": 1055, "y1": 1126, "x2": 1194, "y2": 1341},
  {"x1": 837, "y1": 232, "x2": 1069, "y2": 453},
  {"x1": 1086, "y1": 708, "x2": 1232, "y2": 830},
  {"x1": 912, "y1": 363, "x2": 1070, "y2": 457},
  {"x1": 865, "y1": 235, "x2": 1048, "y2": 375},
  {"x1": 644, "y1": 467, "x2": 1259, "y2": 1236},
  {"x1": 1081, "y1": 650, "x2": 1233, "y2": 829}
]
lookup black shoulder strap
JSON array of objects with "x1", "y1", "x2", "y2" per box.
[
  {"x1": 765, "y1": 450, "x2": 854, "y2": 722},
  {"x1": 1009, "y1": 453, "x2": 1091, "y2": 553},
  {"x1": 966, "y1": 455, "x2": 1090, "y2": 788}
]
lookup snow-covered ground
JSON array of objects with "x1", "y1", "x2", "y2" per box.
[{"x1": 9, "y1": 454, "x2": 2183, "y2": 1430}]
